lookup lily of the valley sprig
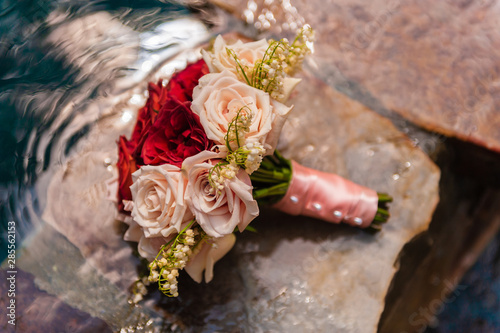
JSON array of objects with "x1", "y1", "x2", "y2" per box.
[{"x1": 224, "y1": 25, "x2": 314, "y2": 102}]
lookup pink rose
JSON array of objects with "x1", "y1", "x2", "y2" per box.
[
  {"x1": 201, "y1": 35, "x2": 302, "y2": 103},
  {"x1": 191, "y1": 71, "x2": 292, "y2": 153},
  {"x1": 122, "y1": 214, "x2": 171, "y2": 261},
  {"x1": 130, "y1": 164, "x2": 192, "y2": 238},
  {"x1": 182, "y1": 150, "x2": 259, "y2": 238},
  {"x1": 202, "y1": 35, "x2": 269, "y2": 77}
]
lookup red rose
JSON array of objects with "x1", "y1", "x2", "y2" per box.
[
  {"x1": 130, "y1": 59, "x2": 209, "y2": 162},
  {"x1": 117, "y1": 136, "x2": 138, "y2": 211},
  {"x1": 128, "y1": 80, "x2": 168, "y2": 150},
  {"x1": 166, "y1": 59, "x2": 209, "y2": 102},
  {"x1": 140, "y1": 98, "x2": 212, "y2": 167}
]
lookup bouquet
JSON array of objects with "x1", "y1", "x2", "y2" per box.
[{"x1": 114, "y1": 26, "x2": 391, "y2": 300}]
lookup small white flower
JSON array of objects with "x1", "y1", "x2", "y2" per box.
[{"x1": 132, "y1": 293, "x2": 143, "y2": 304}]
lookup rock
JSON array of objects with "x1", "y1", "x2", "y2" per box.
[
  {"x1": 378, "y1": 140, "x2": 500, "y2": 332},
  {"x1": 228, "y1": 72, "x2": 440, "y2": 332},
  {"x1": 35, "y1": 70, "x2": 439, "y2": 332},
  {"x1": 0, "y1": 269, "x2": 112, "y2": 333},
  {"x1": 209, "y1": 0, "x2": 500, "y2": 153}
]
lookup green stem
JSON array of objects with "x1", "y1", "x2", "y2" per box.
[
  {"x1": 253, "y1": 183, "x2": 289, "y2": 199},
  {"x1": 365, "y1": 193, "x2": 392, "y2": 233}
]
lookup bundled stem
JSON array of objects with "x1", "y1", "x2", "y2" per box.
[
  {"x1": 366, "y1": 194, "x2": 393, "y2": 233},
  {"x1": 251, "y1": 150, "x2": 392, "y2": 231},
  {"x1": 251, "y1": 149, "x2": 292, "y2": 204}
]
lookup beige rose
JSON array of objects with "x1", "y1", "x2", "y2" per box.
[
  {"x1": 191, "y1": 71, "x2": 292, "y2": 153},
  {"x1": 130, "y1": 164, "x2": 192, "y2": 239},
  {"x1": 185, "y1": 234, "x2": 236, "y2": 283},
  {"x1": 202, "y1": 35, "x2": 301, "y2": 103},
  {"x1": 182, "y1": 150, "x2": 259, "y2": 238},
  {"x1": 122, "y1": 214, "x2": 171, "y2": 261},
  {"x1": 202, "y1": 35, "x2": 268, "y2": 77}
]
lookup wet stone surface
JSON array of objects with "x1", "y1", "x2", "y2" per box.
[
  {"x1": 0, "y1": 269, "x2": 112, "y2": 333},
  {"x1": 210, "y1": 0, "x2": 500, "y2": 153}
]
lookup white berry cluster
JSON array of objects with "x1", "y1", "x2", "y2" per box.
[
  {"x1": 242, "y1": 141, "x2": 265, "y2": 174},
  {"x1": 130, "y1": 278, "x2": 149, "y2": 304},
  {"x1": 251, "y1": 25, "x2": 315, "y2": 100},
  {"x1": 225, "y1": 106, "x2": 253, "y2": 151},
  {"x1": 209, "y1": 161, "x2": 239, "y2": 194},
  {"x1": 284, "y1": 24, "x2": 315, "y2": 76},
  {"x1": 208, "y1": 110, "x2": 268, "y2": 193},
  {"x1": 148, "y1": 227, "x2": 202, "y2": 297},
  {"x1": 225, "y1": 108, "x2": 266, "y2": 174},
  {"x1": 260, "y1": 57, "x2": 287, "y2": 101}
]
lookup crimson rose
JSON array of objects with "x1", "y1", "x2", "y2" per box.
[
  {"x1": 166, "y1": 59, "x2": 209, "y2": 102},
  {"x1": 128, "y1": 80, "x2": 165, "y2": 151},
  {"x1": 117, "y1": 136, "x2": 137, "y2": 211},
  {"x1": 140, "y1": 98, "x2": 212, "y2": 167}
]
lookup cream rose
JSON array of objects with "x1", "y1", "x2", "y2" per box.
[
  {"x1": 202, "y1": 35, "x2": 268, "y2": 76},
  {"x1": 201, "y1": 35, "x2": 302, "y2": 103},
  {"x1": 191, "y1": 71, "x2": 292, "y2": 153},
  {"x1": 185, "y1": 234, "x2": 236, "y2": 283},
  {"x1": 130, "y1": 164, "x2": 192, "y2": 239},
  {"x1": 182, "y1": 150, "x2": 259, "y2": 238},
  {"x1": 122, "y1": 214, "x2": 171, "y2": 261}
]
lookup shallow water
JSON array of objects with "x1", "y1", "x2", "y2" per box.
[
  {"x1": 0, "y1": 2, "x2": 211, "y2": 330},
  {"x1": 0, "y1": 1, "x2": 195, "y2": 252}
]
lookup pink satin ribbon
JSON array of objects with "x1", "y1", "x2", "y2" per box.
[{"x1": 273, "y1": 161, "x2": 379, "y2": 228}]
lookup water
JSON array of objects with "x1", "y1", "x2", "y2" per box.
[
  {"x1": 0, "y1": 0, "x2": 193, "y2": 258},
  {"x1": 0, "y1": 2, "x2": 210, "y2": 330}
]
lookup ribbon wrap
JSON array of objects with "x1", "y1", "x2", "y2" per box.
[{"x1": 273, "y1": 161, "x2": 378, "y2": 228}]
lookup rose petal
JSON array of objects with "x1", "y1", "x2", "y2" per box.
[{"x1": 184, "y1": 233, "x2": 236, "y2": 283}]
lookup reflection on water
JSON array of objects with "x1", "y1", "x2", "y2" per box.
[
  {"x1": 0, "y1": 1, "x2": 213, "y2": 331},
  {"x1": 0, "y1": 1, "x2": 198, "y2": 256}
]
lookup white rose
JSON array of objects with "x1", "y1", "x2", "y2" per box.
[
  {"x1": 202, "y1": 35, "x2": 302, "y2": 103},
  {"x1": 191, "y1": 71, "x2": 292, "y2": 153},
  {"x1": 130, "y1": 164, "x2": 192, "y2": 238},
  {"x1": 185, "y1": 234, "x2": 236, "y2": 283},
  {"x1": 182, "y1": 150, "x2": 259, "y2": 238},
  {"x1": 123, "y1": 215, "x2": 171, "y2": 261},
  {"x1": 202, "y1": 35, "x2": 268, "y2": 77}
]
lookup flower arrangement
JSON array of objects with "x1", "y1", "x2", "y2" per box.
[{"x1": 115, "y1": 26, "x2": 391, "y2": 300}]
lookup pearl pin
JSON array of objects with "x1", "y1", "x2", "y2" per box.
[
  {"x1": 353, "y1": 217, "x2": 363, "y2": 225},
  {"x1": 333, "y1": 211, "x2": 342, "y2": 218},
  {"x1": 313, "y1": 203, "x2": 322, "y2": 210},
  {"x1": 290, "y1": 196, "x2": 299, "y2": 203}
]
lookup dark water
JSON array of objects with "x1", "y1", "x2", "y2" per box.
[
  {"x1": 0, "y1": 0, "x2": 190, "y2": 256},
  {"x1": 0, "y1": 0, "x2": 499, "y2": 332},
  {"x1": 424, "y1": 229, "x2": 500, "y2": 333}
]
